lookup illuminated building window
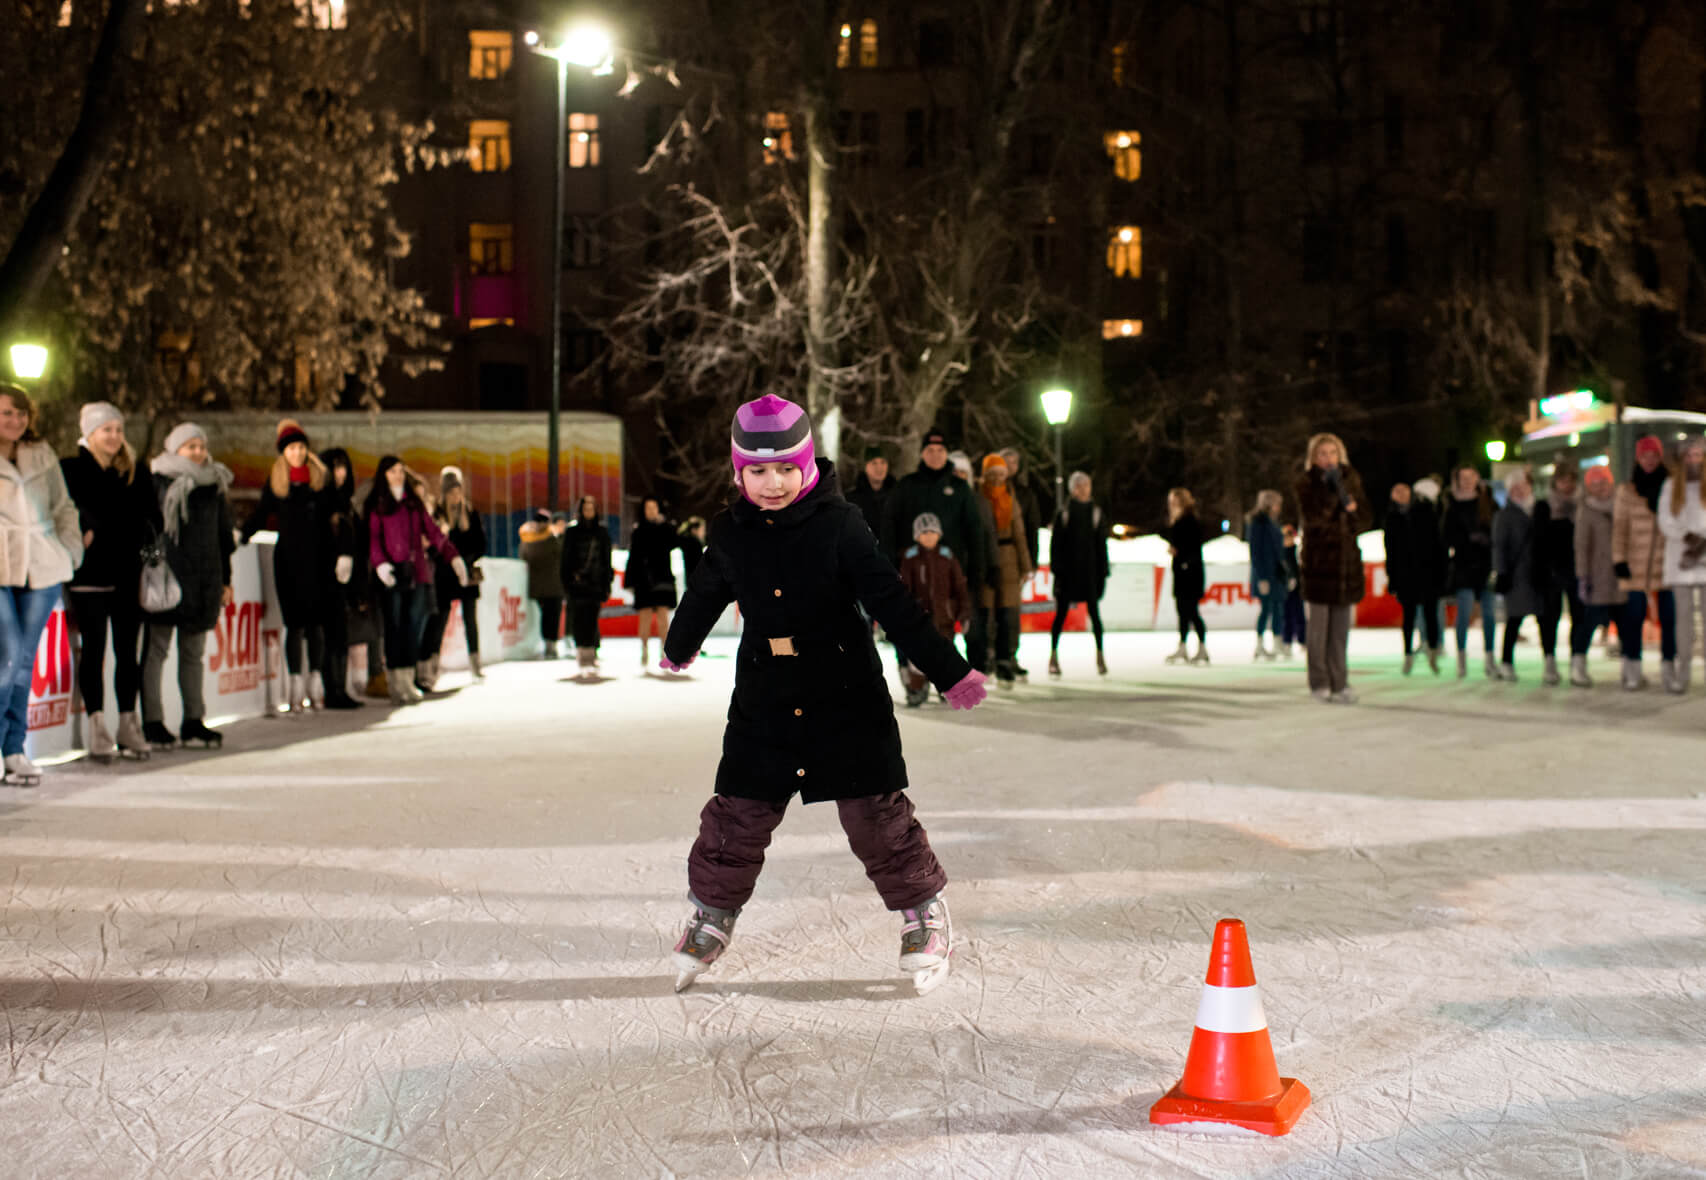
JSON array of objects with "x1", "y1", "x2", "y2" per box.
[
  {"x1": 1102, "y1": 319, "x2": 1144, "y2": 340},
  {"x1": 859, "y1": 19, "x2": 879, "y2": 68},
  {"x1": 469, "y1": 318, "x2": 514, "y2": 329},
  {"x1": 1104, "y1": 130, "x2": 1141, "y2": 181},
  {"x1": 837, "y1": 23, "x2": 852, "y2": 69},
  {"x1": 57, "y1": 0, "x2": 72, "y2": 26},
  {"x1": 1107, "y1": 226, "x2": 1142, "y2": 278},
  {"x1": 294, "y1": 0, "x2": 346, "y2": 30},
  {"x1": 762, "y1": 112, "x2": 794, "y2": 163},
  {"x1": 1111, "y1": 40, "x2": 1132, "y2": 87},
  {"x1": 469, "y1": 223, "x2": 514, "y2": 275},
  {"x1": 469, "y1": 30, "x2": 513, "y2": 79},
  {"x1": 567, "y1": 112, "x2": 601, "y2": 168},
  {"x1": 468, "y1": 120, "x2": 511, "y2": 172}
]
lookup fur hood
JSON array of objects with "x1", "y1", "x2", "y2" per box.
[{"x1": 519, "y1": 520, "x2": 554, "y2": 544}]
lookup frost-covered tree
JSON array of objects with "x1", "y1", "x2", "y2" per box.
[{"x1": 0, "y1": 0, "x2": 444, "y2": 421}]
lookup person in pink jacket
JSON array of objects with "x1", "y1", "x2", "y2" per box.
[{"x1": 364, "y1": 456, "x2": 464, "y2": 705}]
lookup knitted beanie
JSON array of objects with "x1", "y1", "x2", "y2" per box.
[
  {"x1": 913, "y1": 512, "x2": 942, "y2": 539},
  {"x1": 981, "y1": 453, "x2": 1007, "y2": 474},
  {"x1": 163, "y1": 422, "x2": 206, "y2": 456},
  {"x1": 1636, "y1": 435, "x2": 1664, "y2": 461},
  {"x1": 79, "y1": 401, "x2": 122, "y2": 439},
  {"x1": 731, "y1": 394, "x2": 820, "y2": 497},
  {"x1": 276, "y1": 418, "x2": 309, "y2": 453},
  {"x1": 921, "y1": 429, "x2": 948, "y2": 451}
]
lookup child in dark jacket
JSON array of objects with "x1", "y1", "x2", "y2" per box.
[
  {"x1": 897, "y1": 512, "x2": 970, "y2": 707},
  {"x1": 660, "y1": 395, "x2": 988, "y2": 995}
]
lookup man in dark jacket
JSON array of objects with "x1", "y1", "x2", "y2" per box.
[
  {"x1": 881, "y1": 430, "x2": 989, "y2": 596},
  {"x1": 846, "y1": 447, "x2": 894, "y2": 542},
  {"x1": 1384, "y1": 482, "x2": 1445, "y2": 675}
]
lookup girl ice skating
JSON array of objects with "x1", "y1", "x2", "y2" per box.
[{"x1": 660, "y1": 395, "x2": 988, "y2": 994}]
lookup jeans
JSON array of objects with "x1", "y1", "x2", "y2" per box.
[
  {"x1": 687, "y1": 791, "x2": 946, "y2": 914},
  {"x1": 67, "y1": 588, "x2": 143, "y2": 713},
  {"x1": 1453, "y1": 587, "x2": 1497, "y2": 653},
  {"x1": 380, "y1": 584, "x2": 430, "y2": 669},
  {"x1": 1400, "y1": 598, "x2": 1443, "y2": 654},
  {"x1": 1306, "y1": 602, "x2": 1352, "y2": 693},
  {"x1": 142, "y1": 624, "x2": 208, "y2": 724},
  {"x1": 1255, "y1": 585, "x2": 1288, "y2": 639},
  {"x1": 1282, "y1": 593, "x2": 1307, "y2": 644},
  {"x1": 1050, "y1": 599, "x2": 1105, "y2": 649},
  {"x1": 1620, "y1": 589, "x2": 1677, "y2": 662},
  {"x1": 0, "y1": 585, "x2": 61, "y2": 756}
]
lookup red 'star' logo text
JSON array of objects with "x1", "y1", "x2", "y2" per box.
[
  {"x1": 28, "y1": 609, "x2": 72, "y2": 730},
  {"x1": 211, "y1": 601, "x2": 264, "y2": 694}
]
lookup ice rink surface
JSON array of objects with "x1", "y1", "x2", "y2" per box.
[{"x1": 2, "y1": 630, "x2": 1704, "y2": 1178}]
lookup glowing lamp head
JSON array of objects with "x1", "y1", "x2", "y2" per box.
[
  {"x1": 1041, "y1": 388, "x2": 1074, "y2": 426},
  {"x1": 8, "y1": 343, "x2": 47, "y2": 380},
  {"x1": 1484, "y1": 440, "x2": 1507, "y2": 462},
  {"x1": 524, "y1": 29, "x2": 540, "y2": 46},
  {"x1": 559, "y1": 22, "x2": 614, "y2": 68}
]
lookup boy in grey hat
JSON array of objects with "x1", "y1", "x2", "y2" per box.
[{"x1": 896, "y1": 513, "x2": 970, "y2": 706}]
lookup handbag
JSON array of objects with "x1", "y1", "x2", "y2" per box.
[{"x1": 139, "y1": 531, "x2": 183, "y2": 614}]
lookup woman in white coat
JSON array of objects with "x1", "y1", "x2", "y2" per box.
[
  {"x1": 1657, "y1": 435, "x2": 1706, "y2": 693},
  {"x1": 0, "y1": 384, "x2": 84, "y2": 786}
]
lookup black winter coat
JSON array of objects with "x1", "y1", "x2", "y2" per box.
[
  {"x1": 1050, "y1": 499, "x2": 1109, "y2": 603},
  {"x1": 436, "y1": 513, "x2": 486, "y2": 608},
  {"x1": 1442, "y1": 495, "x2": 1495, "y2": 594},
  {"x1": 562, "y1": 519, "x2": 613, "y2": 602},
  {"x1": 1383, "y1": 498, "x2": 1445, "y2": 604},
  {"x1": 846, "y1": 473, "x2": 895, "y2": 546},
  {"x1": 242, "y1": 474, "x2": 333, "y2": 627},
  {"x1": 61, "y1": 447, "x2": 159, "y2": 592},
  {"x1": 625, "y1": 519, "x2": 680, "y2": 609},
  {"x1": 665, "y1": 462, "x2": 971, "y2": 804},
  {"x1": 1537, "y1": 497, "x2": 1577, "y2": 597},
  {"x1": 1162, "y1": 512, "x2": 1206, "y2": 604},
  {"x1": 881, "y1": 463, "x2": 990, "y2": 590},
  {"x1": 150, "y1": 475, "x2": 235, "y2": 632}
]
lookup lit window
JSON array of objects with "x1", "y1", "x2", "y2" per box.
[
  {"x1": 567, "y1": 113, "x2": 601, "y2": 168},
  {"x1": 859, "y1": 19, "x2": 879, "y2": 68},
  {"x1": 1107, "y1": 226, "x2": 1141, "y2": 278},
  {"x1": 762, "y1": 112, "x2": 794, "y2": 163},
  {"x1": 837, "y1": 23, "x2": 852, "y2": 69},
  {"x1": 1111, "y1": 41, "x2": 1132, "y2": 87},
  {"x1": 469, "y1": 318, "x2": 515, "y2": 329},
  {"x1": 469, "y1": 30, "x2": 514, "y2": 79},
  {"x1": 294, "y1": 0, "x2": 346, "y2": 30},
  {"x1": 1102, "y1": 319, "x2": 1144, "y2": 340},
  {"x1": 57, "y1": 0, "x2": 72, "y2": 26},
  {"x1": 469, "y1": 223, "x2": 514, "y2": 275},
  {"x1": 1104, "y1": 130, "x2": 1141, "y2": 181},
  {"x1": 468, "y1": 120, "x2": 511, "y2": 172}
]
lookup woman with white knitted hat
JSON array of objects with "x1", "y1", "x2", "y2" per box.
[{"x1": 61, "y1": 401, "x2": 160, "y2": 761}]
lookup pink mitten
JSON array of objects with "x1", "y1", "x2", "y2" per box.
[
  {"x1": 659, "y1": 656, "x2": 694, "y2": 674},
  {"x1": 944, "y1": 669, "x2": 988, "y2": 711}
]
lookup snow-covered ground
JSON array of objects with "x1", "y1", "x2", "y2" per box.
[{"x1": 2, "y1": 629, "x2": 1704, "y2": 1178}]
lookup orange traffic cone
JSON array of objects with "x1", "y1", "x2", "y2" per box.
[{"x1": 1149, "y1": 917, "x2": 1310, "y2": 1136}]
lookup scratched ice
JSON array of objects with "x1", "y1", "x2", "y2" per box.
[{"x1": 2, "y1": 631, "x2": 1704, "y2": 1178}]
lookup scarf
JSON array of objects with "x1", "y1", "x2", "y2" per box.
[
  {"x1": 982, "y1": 480, "x2": 1013, "y2": 532},
  {"x1": 153, "y1": 452, "x2": 233, "y2": 541},
  {"x1": 1632, "y1": 464, "x2": 1667, "y2": 514},
  {"x1": 1583, "y1": 491, "x2": 1615, "y2": 516},
  {"x1": 1547, "y1": 490, "x2": 1578, "y2": 522},
  {"x1": 288, "y1": 463, "x2": 311, "y2": 484}
]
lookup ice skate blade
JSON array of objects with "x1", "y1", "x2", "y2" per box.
[{"x1": 911, "y1": 961, "x2": 950, "y2": 994}]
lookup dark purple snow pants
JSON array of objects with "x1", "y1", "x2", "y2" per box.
[{"x1": 687, "y1": 792, "x2": 947, "y2": 915}]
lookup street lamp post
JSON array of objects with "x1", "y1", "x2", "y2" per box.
[
  {"x1": 525, "y1": 24, "x2": 614, "y2": 512},
  {"x1": 1041, "y1": 387, "x2": 1074, "y2": 515}
]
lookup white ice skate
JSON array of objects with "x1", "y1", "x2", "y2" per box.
[
  {"x1": 4, "y1": 753, "x2": 42, "y2": 787},
  {"x1": 899, "y1": 896, "x2": 952, "y2": 994},
  {"x1": 671, "y1": 906, "x2": 737, "y2": 992}
]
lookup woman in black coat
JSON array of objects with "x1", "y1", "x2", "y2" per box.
[
  {"x1": 423, "y1": 467, "x2": 488, "y2": 683},
  {"x1": 61, "y1": 402, "x2": 160, "y2": 760},
  {"x1": 315, "y1": 448, "x2": 364, "y2": 709},
  {"x1": 142, "y1": 423, "x2": 235, "y2": 750},
  {"x1": 1047, "y1": 471, "x2": 1110, "y2": 677},
  {"x1": 561, "y1": 495, "x2": 613, "y2": 677},
  {"x1": 240, "y1": 419, "x2": 333, "y2": 712},
  {"x1": 1384, "y1": 482, "x2": 1445, "y2": 674},
  {"x1": 1442, "y1": 464, "x2": 1498, "y2": 678},
  {"x1": 660, "y1": 394, "x2": 986, "y2": 993},
  {"x1": 1162, "y1": 487, "x2": 1208, "y2": 665},
  {"x1": 626, "y1": 497, "x2": 680, "y2": 669}
]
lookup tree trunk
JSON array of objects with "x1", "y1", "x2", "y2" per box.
[
  {"x1": 0, "y1": 0, "x2": 146, "y2": 344},
  {"x1": 799, "y1": 0, "x2": 839, "y2": 457}
]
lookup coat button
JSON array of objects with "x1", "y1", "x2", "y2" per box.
[
  {"x1": 794, "y1": 708, "x2": 803, "y2": 716},
  {"x1": 796, "y1": 768, "x2": 806, "y2": 777}
]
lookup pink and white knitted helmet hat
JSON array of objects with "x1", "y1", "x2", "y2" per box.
[{"x1": 731, "y1": 394, "x2": 820, "y2": 498}]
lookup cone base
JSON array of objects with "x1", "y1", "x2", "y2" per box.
[{"x1": 1149, "y1": 1076, "x2": 1310, "y2": 1137}]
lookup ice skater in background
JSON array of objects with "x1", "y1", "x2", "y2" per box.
[
  {"x1": 660, "y1": 394, "x2": 988, "y2": 994},
  {"x1": 897, "y1": 512, "x2": 971, "y2": 707}
]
